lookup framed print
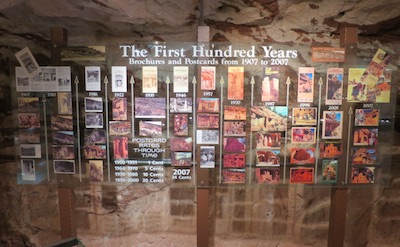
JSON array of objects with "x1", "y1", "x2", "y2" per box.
[
  {"x1": 109, "y1": 121, "x2": 131, "y2": 135},
  {"x1": 85, "y1": 129, "x2": 106, "y2": 144},
  {"x1": 201, "y1": 66, "x2": 216, "y2": 90},
  {"x1": 135, "y1": 98, "x2": 166, "y2": 118},
  {"x1": 173, "y1": 66, "x2": 189, "y2": 93},
  {"x1": 197, "y1": 98, "x2": 219, "y2": 113},
  {"x1": 85, "y1": 113, "x2": 103, "y2": 128},
  {"x1": 89, "y1": 160, "x2": 103, "y2": 181},
  {"x1": 54, "y1": 160, "x2": 75, "y2": 174},
  {"x1": 223, "y1": 153, "x2": 245, "y2": 168},
  {"x1": 196, "y1": 130, "x2": 219, "y2": 144},
  {"x1": 322, "y1": 111, "x2": 343, "y2": 139},
  {"x1": 21, "y1": 159, "x2": 35, "y2": 181},
  {"x1": 256, "y1": 150, "x2": 280, "y2": 166},
  {"x1": 197, "y1": 113, "x2": 219, "y2": 129},
  {"x1": 297, "y1": 67, "x2": 314, "y2": 102},
  {"x1": 18, "y1": 113, "x2": 40, "y2": 128},
  {"x1": 290, "y1": 148, "x2": 315, "y2": 164},
  {"x1": 113, "y1": 136, "x2": 128, "y2": 159},
  {"x1": 321, "y1": 160, "x2": 338, "y2": 183},
  {"x1": 290, "y1": 167, "x2": 314, "y2": 184},
  {"x1": 223, "y1": 137, "x2": 246, "y2": 152},
  {"x1": 174, "y1": 114, "x2": 189, "y2": 136},
  {"x1": 354, "y1": 109, "x2": 379, "y2": 126},
  {"x1": 51, "y1": 115, "x2": 73, "y2": 130},
  {"x1": 351, "y1": 167, "x2": 375, "y2": 184},
  {"x1": 224, "y1": 105, "x2": 246, "y2": 120},
  {"x1": 57, "y1": 92, "x2": 72, "y2": 115},
  {"x1": 111, "y1": 66, "x2": 127, "y2": 93},
  {"x1": 256, "y1": 132, "x2": 281, "y2": 149},
  {"x1": 261, "y1": 67, "x2": 279, "y2": 102},
  {"x1": 112, "y1": 97, "x2": 128, "y2": 120},
  {"x1": 227, "y1": 66, "x2": 244, "y2": 100},
  {"x1": 142, "y1": 66, "x2": 158, "y2": 93},
  {"x1": 85, "y1": 66, "x2": 101, "y2": 91},
  {"x1": 85, "y1": 97, "x2": 103, "y2": 112},
  {"x1": 170, "y1": 98, "x2": 193, "y2": 113},
  {"x1": 251, "y1": 106, "x2": 288, "y2": 131},
  {"x1": 139, "y1": 121, "x2": 162, "y2": 136},
  {"x1": 325, "y1": 68, "x2": 344, "y2": 105},
  {"x1": 223, "y1": 121, "x2": 246, "y2": 136},
  {"x1": 171, "y1": 152, "x2": 192, "y2": 167},
  {"x1": 20, "y1": 144, "x2": 41, "y2": 158},
  {"x1": 353, "y1": 128, "x2": 378, "y2": 146},
  {"x1": 17, "y1": 97, "x2": 39, "y2": 112},
  {"x1": 319, "y1": 141, "x2": 342, "y2": 158},
  {"x1": 255, "y1": 168, "x2": 280, "y2": 184},
  {"x1": 83, "y1": 145, "x2": 107, "y2": 159},
  {"x1": 52, "y1": 145, "x2": 75, "y2": 159},
  {"x1": 222, "y1": 169, "x2": 245, "y2": 184},
  {"x1": 200, "y1": 146, "x2": 215, "y2": 168},
  {"x1": 292, "y1": 107, "x2": 317, "y2": 126},
  {"x1": 170, "y1": 137, "x2": 193, "y2": 151},
  {"x1": 352, "y1": 148, "x2": 377, "y2": 165},
  {"x1": 291, "y1": 127, "x2": 316, "y2": 144}
]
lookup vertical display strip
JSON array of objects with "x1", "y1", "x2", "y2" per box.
[
  {"x1": 315, "y1": 77, "x2": 323, "y2": 183},
  {"x1": 42, "y1": 95, "x2": 50, "y2": 181},
  {"x1": 104, "y1": 76, "x2": 111, "y2": 182},
  {"x1": 249, "y1": 76, "x2": 255, "y2": 183},
  {"x1": 74, "y1": 76, "x2": 82, "y2": 182},
  {"x1": 219, "y1": 76, "x2": 225, "y2": 184},
  {"x1": 130, "y1": 76, "x2": 135, "y2": 139},
  {"x1": 166, "y1": 76, "x2": 171, "y2": 138},
  {"x1": 283, "y1": 76, "x2": 291, "y2": 183},
  {"x1": 192, "y1": 76, "x2": 197, "y2": 179},
  {"x1": 345, "y1": 107, "x2": 353, "y2": 184}
]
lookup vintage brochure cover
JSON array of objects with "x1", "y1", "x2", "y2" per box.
[
  {"x1": 200, "y1": 146, "x2": 215, "y2": 168},
  {"x1": 227, "y1": 66, "x2": 244, "y2": 100},
  {"x1": 255, "y1": 168, "x2": 280, "y2": 184},
  {"x1": 322, "y1": 111, "x2": 343, "y2": 139},
  {"x1": 297, "y1": 67, "x2": 314, "y2": 103},
  {"x1": 321, "y1": 160, "x2": 338, "y2": 183},
  {"x1": 85, "y1": 66, "x2": 101, "y2": 91},
  {"x1": 325, "y1": 68, "x2": 344, "y2": 105},
  {"x1": 251, "y1": 106, "x2": 288, "y2": 131},
  {"x1": 173, "y1": 66, "x2": 189, "y2": 93},
  {"x1": 111, "y1": 66, "x2": 127, "y2": 93},
  {"x1": 200, "y1": 66, "x2": 216, "y2": 90},
  {"x1": 142, "y1": 66, "x2": 158, "y2": 93},
  {"x1": 261, "y1": 67, "x2": 279, "y2": 102}
]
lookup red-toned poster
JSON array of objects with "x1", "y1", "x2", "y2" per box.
[
  {"x1": 228, "y1": 67, "x2": 244, "y2": 100},
  {"x1": 200, "y1": 66, "x2": 215, "y2": 90}
]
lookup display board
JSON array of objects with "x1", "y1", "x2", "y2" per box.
[{"x1": 13, "y1": 43, "x2": 395, "y2": 187}]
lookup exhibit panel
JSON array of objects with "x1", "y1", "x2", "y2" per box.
[{"x1": 12, "y1": 42, "x2": 396, "y2": 188}]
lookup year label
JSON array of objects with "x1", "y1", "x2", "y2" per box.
[
  {"x1": 145, "y1": 93, "x2": 155, "y2": 97},
  {"x1": 328, "y1": 106, "x2": 339, "y2": 111},
  {"x1": 271, "y1": 59, "x2": 288, "y2": 66},
  {"x1": 363, "y1": 103, "x2": 374, "y2": 108},
  {"x1": 176, "y1": 93, "x2": 187, "y2": 98},
  {"x1": 88, "y1": 92, "x2": 99, "y2": 96},
  {"x1": 114, "y1": 93, "x2": 124, "y2": 97},
  {"x1": 203, "y1": 92, "x2": 213, "y2": 97},
  {"x1": 231, "y1": 101, "x2": 241, "y2": 105}
]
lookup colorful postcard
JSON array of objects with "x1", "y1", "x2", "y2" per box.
[
  {"x1": 21, "y1": 159, "x2": 35, "y2": 181},
  {"x1": 256, "y1": 150, "x2": 280, "y2": 166},
  {"x1": 227, "y1": 66, "x2": 244, "y2": 100},
  {"x1": 200, "y1": 66, "x2": 216, "y2": 90},
  {"x1": 51, "y1": 115, "x2": 73, "y2": 130},
  {"x1": 89, "y1": 160, "x2": 103, "y2": 181},
  {"x1": 374, "y1": 70, "x2": 391, "y2": 103},
  {"x1": 322, "y1": 111, "x2": 343, "y2": 139},
  {"x1": 171, "y1": 152, "x2": 192, "y2": 167},
  {"x1": 223, "y1": 137, "x2": 246, "y2": 152},
  {"x1": 173, "y1": 66, "x2": 189, "y2": 93},
  {"x1": 353, "y1": 128, "x2": 378, "y2": 146},
  {"x1": 197, "y1": 130, "x2": 219, "y2": 144},
  {"x1": 19, "y1": 128, "x2": 41, "y2": 144},
  {"x1": 20, "y1": 144, "x2": 41, "y2": 158},
  {"x1": 83, "y1": 145, "x2": 107, "y2": 159},
  {"x1": 170, "y1": 98, "x2": 193, "y2": 113},
  {"x1": 109, "y1": 121, "x2": 131, "y2": 135},
  {"x1": 223, "y1": 153, "x2": 246, "y2": 168},
  {"x1": 112, "y1": 97, "x2": 128, "y2": 120},
  {"x1": 255, "y1": 168, "x2": 280, "y2": 184},
  {"x1": 319, "y1": 141, "x2": 343, "y2": 158},
  {"x1": 142, "y1": 66, "x2": 158, "y2": 93},
  {"x1": 85, "y1": 129, "x2": 106, "y2": 144},
  {"x1": 292, "y1": 107, "x2": 317, "y2": 125},
  {"x1": 85, "y1": 113, "x2": 103, "y2": 128},
  {"x1": 85, "y1": 97, "x2": 103, "y2": 112},
  {"x1": 197, "y1": 113, "x2": 219, "y2": 128},
  {"x1": 290, "y1": 148, "x2": 315, "y2": 164},
  {"x1": 251, "y1": 106, "x2": 288, "y2": 131},
  {"x1": 54, "y1": 160, "x2": 75, "y2": 174},
  {"x1": 111, "y1": 66, "x2": 127, "y2": 93},
  {"x1": 174, "y1": 114, "x2": 189, "y2": 136},
  {"x1": 135, "y1": 98, "x2": 166, "y2": 118},
  {"x1": 222, "y1": 169, "x2": 245, "y2": 184},
  {"x1": 200, "y1": 146, "x2": 215, "y2": 168},
  {"x1": 256, "y1": 132, "x2": 281, "y2": 149},
  {"x1": 289, "y1": 167, "x2": 314, "y2": 184},
  {"x1": 261, "y1": 67, "x2": 279, "y2": 102},
  {"x1": 223, "y1": 121, "x2": 246, "y2": 136},
  {"x1": 52, "y1": 145, "x2": 75, "y2": 159},
  {"x1": 355, "y1": 109, "x2": 379, "y2": 126},
  {"x1": 113, "y1": 136, "x2": 128, "y2": 159},
  {"x1": 85, "y1": 66, "x2": 101, "y2": 91},
  {"x1": 351, "y1": 167, "x2": 375, "y2": 184},
  {"x1": 325, "y1": 68, "x2": 344, "y2": 105},
  {"x1": 297, "y1": 67, "x2": 314, "y2": 103},
  {"x1": 170, "y1": 137, "x2": 193, "y2": 151},
  {"x1": 224, "y1": 105, "x2": 246, "y2": 120},
  {"x1": 197, "y1": 98, "x2": 219, "y2": 113},
  {"x1": 291, "y1": 127, "x2": 316, "y2": 144},
  {"x1": 321, "y1": 160, "x2": 338, "y2": 183},
  {"x1": 57, "y1": 92, "x2": 72, "y2": 115},
  {"x1": 347, "y1": 68, "x2": 367, "y2": 102},
  {"x1": 139, "y1": 121, "x2": 162, "y2": 136},
  {"x1": 18, "y1": 113, "x2": 40, "y2": 128},
  {"x1": 352, "y1": 148, "x2": 377, "y2": 165},
  {"x1": 17, "y1": 97, "x2": 39, "y2": 112}
]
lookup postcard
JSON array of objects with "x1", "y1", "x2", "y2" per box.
[
  {"x1": 174, "y1": 114, "x2": 189, "y2": 136},
  {"x1": 15, "y1": 47, "x2": 40, "y2": 76},
  {"x1": 291, "y1": 127, "x2": 316, "y2": 144},
  {"x1": 173, "y1": 66, "x2": 189, "y2": 93},
  {"x1": 18, "y1": 113, "x2": 40, "y2": 128},
  {"x1": 17, "y1": 97, "x2": 39, "y2": 112},
  {"x1": 347, "y1": 68, "x2": 367, "y2": 102},
  {"x1": 197, "y1": 98, "x2": 219, "y2": 113},
  {"x1": 200, "y1": 146, "x2": 215, "y2": 168},
  {"x1": 321, "y1": 160, "x2": 338, "y2": 183},
  {"x1": 85, "y1": 129, "x2": 106, "y2": 144},
  {"x1": 170, "y1": 137, "x2": 193, "y2": 151},
  {"x1": 54, "y1": 160, "x2": 75, "y2": 174},
  {"x1": 83, "y1": 145, "x2": 107, "y2": 159},
  {"x1": 85, "y1": 66, "x2": 101, "y2": 91},
  {"x1": 319, "y1": 141, "x2": 342, "y2": 158},
  {"x1": 170, "y1": 98, "x2": 193, "y2": 113},
  {"x1": 289, "y1": 167, "x2": 314, "y2": 184},
  {"x1": 255, "y1": 168, "x2": 280, "y2": 184},
  {"x1": 227, "y1": 67, "x2": 244, "y2": 100},
  {"x1": 20, "y1": 144, "x2": 41, "y2": 158},
  {"x1": 322, "y1": 111, "x2": 343, "y2": 139},
  {"x1": 256, "y1": 150, "x2": 280, "y2": 166},
  {"x1": 19, "y1": 128, "x2": 41, "y2": 144},
  {"x1": 325, "y1": 68, "x2": 344, "y2": 105},
  {"x1": 112, "y1": 97, "x2": 128, "y2": 120},
  {"x1": 111, "y1": 66, "x2": 127, "y2": 93},
  {"x1": 224, "y1": 105, "x2": 246, "y2": 120},
  {"x1": 109, "y1": 121, "x2": 131, "y2": 135},
  {"x1": 85, "y1": 113, "x2": 103, "y2": 128},
  {"x1": 223, "y1": 121, "x2": 246, "y2": 136},
  {"x1": 52, "y1": 145, "x2": 75, "y2": 159},
  {"x1": 312, "y1": 47, "x2": 345, "y2": 63},
  {"x1": 21, "y1": 159, "x2": 35, "y2": 181},
  {"x1": 142, "y1": 66, "x2": 158, "y2": 93},
  {"x1": 290, "y1": 148, "x2": 315, "y2": 164},
  {"x1": 89, "y1": 160, "x2": 103, "y2": 181},
  {"x1": 261, "y1": 67, "x2": 279, "y2": 102},
  {"x1": 139, "y1": 121, "x2": 162, "y2": 136},
  {"x1": 297, "y1": 67, "x2": 314, "y2": 103},
  {"x1": 352, "y1": 148, "x2": 377, "y2": 165},
  {"x1": 197, "y1": 113, "x2": 219, "y2": 129},
  {"x1": 51, "y1": 115, "x2": 73, "y2": 130},
  {"x1": 52, "y1": 131, "x2": 74, "y2": 145},
  {"x1": 353, "y1": 128, "x2": 378, "y2": 146},
  {"x1": 57, "y1": 92, "x2": 72, "y2": 115},
  {"x1": 85, "y1": 97, "x2": 103, "y2": 112},
  {"x1": 374, "y1": 70, "x2": 391, "y2": 103},
  {"x1": 292, "y1": 107, "x2": 317, "y2": 125},
  {"x1": 223, "y1": 137, "x2": 246, "y2": 152},
  {"x1": 256, "y1": 132, "x2": 281, "y2": 149},
  {"x1": 201, "y1": 66, "x2": 216, "y2": 90},
  {"x1": 222, "y1": 169, "x2": 245, "y2": 184},
  {"x1": 113, "y1": 136, "x2": 128, "y2": 159},
  {"x1": 251, "y1": 106, "x2": 288, "y2": 131},
  {"x1": 223, "y1": 153, "x2": 246, "y2": 168},
  {"x1": 135, "y1": 98, "x2": 166, "y2": 118},
  {"x1": 351, "y1": 167, "x2": 375, "y2": 184},
  {"x1": 354, "y1": 109, "x2": 379, "y2": 126},
  {"x1": 171, "y1": 152, "x2": 192, "y2": 167},
  {"x1": 197, "y1": 130, "x2": 219, "y2": 144}
]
